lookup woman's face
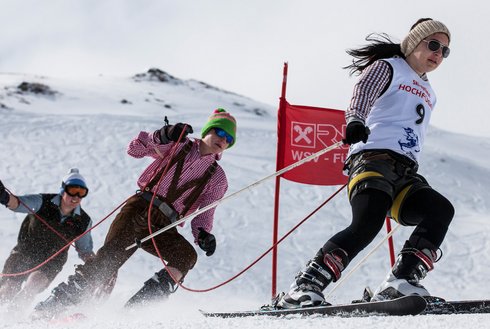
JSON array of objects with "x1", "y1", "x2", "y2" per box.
[{"x1": 407, "y1": 32, "x2": 450, "y2": 75}]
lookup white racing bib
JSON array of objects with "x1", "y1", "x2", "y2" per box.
[{"x1": 348, "y1": 57, "x2": 437, "y2": 163}]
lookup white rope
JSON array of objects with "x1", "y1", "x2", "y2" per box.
[
  {"x1": 126, "y1": 140, "x2": 344, "y2": 250},
  {"x1": 324, "y1": 223, "x2": 401, "y2": 299}
]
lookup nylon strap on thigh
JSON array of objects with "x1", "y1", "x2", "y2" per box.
[
  {"x1": 348, "y1": 171, "x2": 384, "y2": 200},
  {"x1": 389, "y1": 184, "x2": 413, "y2": 223}
]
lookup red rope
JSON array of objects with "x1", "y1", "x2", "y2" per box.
[
  {"x1": 2, "y1": 129, "x2": 346, "y2": 297},
  {"x1": 145, "y1": 126, "x2": 194, "y2": 287},
  {"x1": 168, "y1": 183, "x2": 347, "y2": 293},
  {"x1": 145, "y1": 127, "x2": 347, "y2": 292},
  {"x1": 0, "y1": 191, "x2": 135, "y2": 277},
  {"x1": 6, "y1": 189, "x2": 77, "y2": 247},
  {"x1": 0, "y1": 126, "x2": 187, "y2": 278}
]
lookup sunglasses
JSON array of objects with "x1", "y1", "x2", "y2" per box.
[
  {"x1": 422, "y1": 39, "x2": 450, "y2": 58},
  {"x1": 64, "y1": 185, "x2": 88, "y2": 198},
  {"x1": 214, "y1": 128, "x2": 234, "y2": 144}
]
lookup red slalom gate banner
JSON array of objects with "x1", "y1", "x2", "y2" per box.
[
  {"x1": 271, "y1": 62, "x2": 348, "y2": 298},
  {"x1": 277, "y1": 102, "x2": 348, "y2": 185}
]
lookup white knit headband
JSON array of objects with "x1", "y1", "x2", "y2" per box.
[{"x1": 400, "y1": 20, "x2": 451, "y2": 57}]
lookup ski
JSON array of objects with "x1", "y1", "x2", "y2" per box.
[
  {"x1": 423, "y1": 298, "x2": 490, "y2": 315},
  {"x1": 200, "y1": 295, "x2": 427, "y2": 318}
]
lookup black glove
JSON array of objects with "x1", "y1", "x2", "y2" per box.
[
  {"x1": 342, "y1": 121, "x2": 370, "y2": 145},
  {"x1": 198, "y1": 228, "x2": 216, "y2": 256},
  {"x1": 0, "y1": 180, "x2": 10, "y2": 206},
  {"x1": 158, "y1": 123, "x2": 193, "y2": 143}
]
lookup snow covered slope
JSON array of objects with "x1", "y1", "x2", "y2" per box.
[{"x1": 1, "y1": 69, "x2": 489, "y2": 328}]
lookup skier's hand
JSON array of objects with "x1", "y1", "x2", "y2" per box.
[
  {"x1": 0, "y1": 180, "x2": 10, "y2": 206},
  {"x1": 198, "y1": 228, "x2": 216, "y2": 256},
  {"x1": 158, "y1": 123, "x2": 193, "y2": 144},
  {"x1": 343, "y1": 121, "x2": 370, "y2": 145}
]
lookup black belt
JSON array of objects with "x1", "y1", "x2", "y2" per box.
[{"x1": 139, "y1": 191, "x2": 178, "y2": 224}]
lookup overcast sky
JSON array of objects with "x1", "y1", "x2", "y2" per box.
[{"x1": 1, "y1": 0, "x2": 488, "y2": 137}]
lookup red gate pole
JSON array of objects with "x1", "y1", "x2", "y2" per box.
[
  {"x1": 385, "y1": 217, "x2": 396, "y2": 266},
  {"x1": 272, "y1": 62, "x2": 289, "y2": 299}
]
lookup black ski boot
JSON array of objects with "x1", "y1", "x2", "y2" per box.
[
  {"x1": 32, "y1": 270, "x2": 89, "y2": 319},
  {"x1": 276, "y1": 248, "x2": 348, "y2": 309},
  {"x1": 125, "y1": 269, "x2": 178, "y2": 307},
  {"x1": 372, "y1": 241, "x2": 437, "y2": 301}
]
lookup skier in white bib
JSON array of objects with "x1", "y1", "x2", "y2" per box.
[{"x1": 278, "y1": 18, "x2": 454, "y2": 308}]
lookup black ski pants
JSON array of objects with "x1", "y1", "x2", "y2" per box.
[{"x1": 322, "y1": 150, "x2": 455, "y2": 261}]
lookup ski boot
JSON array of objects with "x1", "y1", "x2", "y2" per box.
[
  {"x1": 371, "y1": 241, "x2": 437, "y2": 301},
  {"x1": 125, "y1": 268, "x2": 178, "y2": 307},
  {"x1": 276, "y1": 248, "x2": 348, "y2": 309},
  {"x1": 32, "y1": 270, "x2": 88, "y2": 319}
]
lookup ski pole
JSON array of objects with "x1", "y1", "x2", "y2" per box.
[{"x1": 126, "y1": 140, "x2": 344, "y2": 250}]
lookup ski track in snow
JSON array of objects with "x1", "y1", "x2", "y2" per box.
[{"x1": 1, "y1": 74, "x2": 490, "y2": 328}]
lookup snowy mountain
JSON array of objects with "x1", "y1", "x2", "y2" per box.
[{"x1": 1, "y1": 69, "x2": 489, "y2": 328}]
